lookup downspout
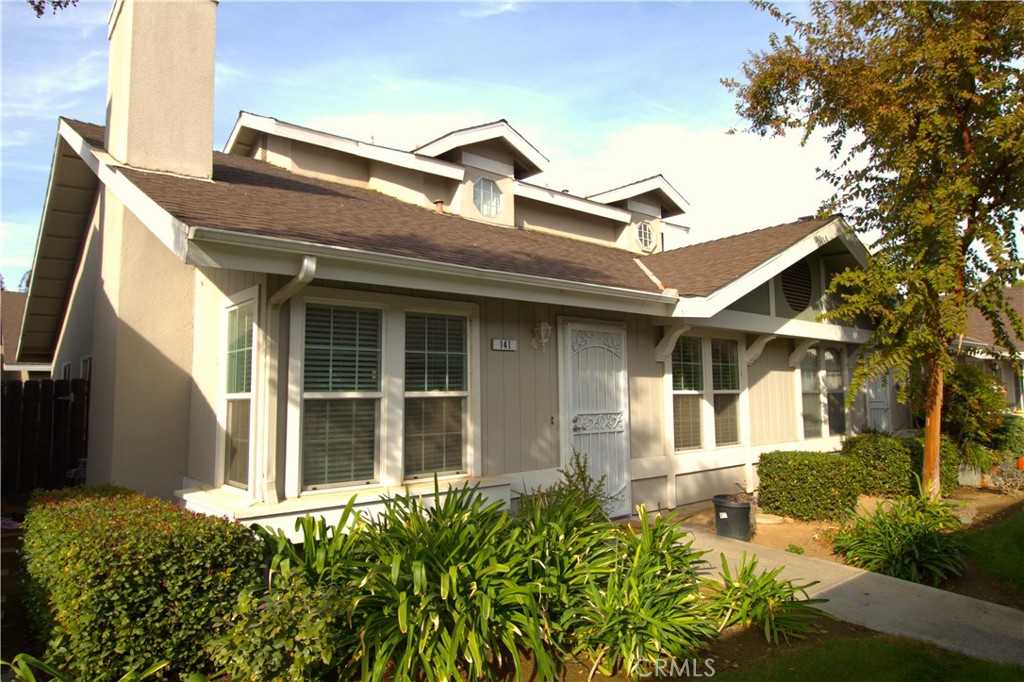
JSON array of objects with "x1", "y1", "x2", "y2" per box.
[{"x1": 259, "y1": 255, "x2": 317, "y2": 505}]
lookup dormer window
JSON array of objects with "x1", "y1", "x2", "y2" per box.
[
  {"x1": 637, "y1": 221, "x2": 655, "y2": 250},
  {"x1": 473, "y1": 178, "x2": 502, "y2": 218}
]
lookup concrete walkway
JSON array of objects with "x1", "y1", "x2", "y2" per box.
[{"x1": 680, "y1": 522, "x2": 1024, "y2": 667}]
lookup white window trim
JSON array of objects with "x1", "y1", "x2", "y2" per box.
[
  {"x1": 216, "y1": 286, "x2": 260, "y2": 495},
  {"x1": 286, "y1": 288, "x2": 481, "y2": 499},
  {"x1": 60, "y1": 362, "x2": 71, "y2": 380},
  {"x1": 472, "y1": 177, "x2": 503, "y2": 218},
  {"x1": 664, "y1": 331, "x2": 749, "y2": 453},
  {"x1": 79, "y1": 356, "x2": 92, "y2": 381}
]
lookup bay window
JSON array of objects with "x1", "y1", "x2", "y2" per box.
[
  {"x1": 289, "y1": 292, "x2": 477, "y2": 495},
  {"x1": 223, "y1": 297, "x2": 255, "y2": 489}
]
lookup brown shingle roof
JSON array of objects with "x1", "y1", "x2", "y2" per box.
[
  {"x1": 640, "y1": 217, "x2": 834, "y2": 297},
  {"x1": 963, "y1": 287, "x2": 1024, "y2": 352},
  {"x1": 65, "y1": 119, "x2": 661, "y2": 294},
  {"x1": 1, "y1": 290, "x2": 27, "y2": 358}
]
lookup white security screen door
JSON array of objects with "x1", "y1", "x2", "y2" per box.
[
  {"x1": 563, "y1": 321, "x2": 631, "y2": 518},
  {"x1": 867, "y1": 375, "x2": 891, "y2": 432}
]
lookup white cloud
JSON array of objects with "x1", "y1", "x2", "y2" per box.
[
  {"x1": 533, "y1": 123, "x2": 838, "y2": 246},
  {"x1": 1, "y1": 49, "x2": 107, "y2": 120},
  {"x1": 458, "y1": 2, "x2": 520, "y2": 21}
]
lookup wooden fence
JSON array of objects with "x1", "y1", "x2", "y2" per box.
[{"x1": 1, "y1": 379, "x2": 90, "y2": 496}]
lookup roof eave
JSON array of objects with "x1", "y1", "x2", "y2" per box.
[{"x1": 186, "y1": 225, "x2": 679, "y2": 317}]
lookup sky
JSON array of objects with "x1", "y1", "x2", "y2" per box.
[{"x1": 0, "y1": 0, "x2": 840, "y2": 288}]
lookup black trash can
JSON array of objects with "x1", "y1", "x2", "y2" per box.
[{"x1": 712, "y1": 494, "x2": 752, "y2": 541}]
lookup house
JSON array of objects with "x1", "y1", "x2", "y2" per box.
[
  {"x1": 957, "y1": 287, "x2": 1024, "y2": 413},
  {"x1": 1, "y1": 290, "x2": 51, "y2": 381},
  {"x1": 15, "y1": 0, "x2": 908, "y2": 535}
]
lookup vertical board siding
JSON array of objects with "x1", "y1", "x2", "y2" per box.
[{"x1": 747, "y1": 339, "x2": 797, "y2": 445}]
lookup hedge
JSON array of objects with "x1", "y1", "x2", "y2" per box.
[
  {"x1": 757, "y1": 450, "x2": 862, "y2": 521},
  {"x1": 842, "y1": 433, "x2": 916, "y2": 497},
  {"x1": 21, "y1": 486, "x2": 264, "y2": 680}
]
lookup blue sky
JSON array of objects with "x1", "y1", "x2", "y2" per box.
[{"x1": 1, "y1": 0, "x2": 836, "y2": 287}]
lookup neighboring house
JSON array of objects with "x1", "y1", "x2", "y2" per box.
[
  {"x1": 1, "y1": 290, "x2": 51, "y2": 381},
  {"x1": 16, "y1": 0, "x2": 908, "y2": 534},
  {"x1": 957, "y1": 287, "x2": 1024, "y2": 413}
]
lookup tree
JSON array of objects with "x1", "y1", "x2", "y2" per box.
[
  {"x1": 27, "y1": 0, "x2": 78, "y2": 18},
  {"x1": 725, "y1": 1, "x2": 1024, "y2": 497}
]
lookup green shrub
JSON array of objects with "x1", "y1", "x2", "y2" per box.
[
  {"x1": 757, "y1": 451, "x2": 862, "y2": 520},
  {"x1": 21, "y1": 488, "x2": 263, "y2": 680},
  {"x1": 832, "y1": 493, "x2": 966, "y2": 585},
  {"x1": 941, "y1": 363, "x2": 1006, "y2": 452},
  {"x1": 570, "y1": 507, "x2": 715, "y2": 677},
  {"x1": 515, "y1": 484, "x2": 616, "y2": 654},
  {"x1": 709, "y1": 553, "x2": 830, "y2": 644},
  {"x1": 906, "y1": 435, "x2": 960, "y2": 497},
  {"x1": 842, "y1": 433, "x2": 913, "y2": 497},
  {"x1": 207, "y1": 571, "x2": 353, "y2": 682},
  {"x1": 350, "y1": 482, "x2": 553, "y2": 682},
  {"x1": 993, "y1": 416, "x2": 1024, "y2": 456}
]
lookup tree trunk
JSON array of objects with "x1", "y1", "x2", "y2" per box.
[{"x1": 923, "y1": 358, "x2": 944, "y2": 499}]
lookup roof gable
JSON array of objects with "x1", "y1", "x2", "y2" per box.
[
  {"x1": 414, "y1": 120, "x2": 548, "y2": 180},
  {"x1": 588, "y1": 175, "x2": 688, "y2": 219},
  {"x1": 641, "y1": 216, "x2": 868, "y2": 316}
]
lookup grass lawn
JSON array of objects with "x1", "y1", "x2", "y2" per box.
[
  {"x1": 960, "y1": 507, "x2": 1024, "y2": 595},
  {"x1": 711, "y1": 635, "x2": 1024, "y2": 682}
]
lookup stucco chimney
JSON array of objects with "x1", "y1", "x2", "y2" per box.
[{"x1": 105, "y1": 0, "x2": 217, "y2": 179}]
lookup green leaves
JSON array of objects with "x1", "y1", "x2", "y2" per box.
[
  {"x1": 833, "y1": 493, "x2": 967, "y2": 585},
  {"x1": 21, "y1": 487, "x2": 264, "y2": 680},
  {"x1": 709, "y1": 553, "x2": 830, "y2": 645},
  {"x1": 758, "y1": 450, "x2": 862, "y2": 520}
]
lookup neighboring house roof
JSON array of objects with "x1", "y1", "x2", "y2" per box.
[
  {"x1": 961, "y1": 287, "x2": 1024, "y2": 354},
  {"x1": 2, "y1": 290, "x2": 28, "y2": 357}
]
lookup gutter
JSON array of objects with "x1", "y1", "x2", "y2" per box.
[{"x1": 187, "y1": 225, "x2": 681, "y2": 313}]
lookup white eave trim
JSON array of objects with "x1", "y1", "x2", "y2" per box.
[
  {"x1": 588, "y1": 175, "x2": 689, "y2": 216},
  {"x1": 59, "y1": 120, "x2": 192, "y2": 260},
  {"x1": 186, "y1": 225, "x2": 679, "y2": 316},
  {"x1": 414, "y1": 121, "x2": 548, "y2": 175},
  {"x1": 224, "y1": 113, "x2": 465, "y2": 181},
  {"x1": 662, "y1": 308, "x2": 871, "y2": 345},
  {"x1": 513, "y1": 181, "x2": 631, "y2": 222},
  {"x1": 672, "y1": 218, "x2": 867, "y2": 319}
]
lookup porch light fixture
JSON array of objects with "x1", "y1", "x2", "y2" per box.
[{"x1": 532, "y1": 321, "x2": 552, "y2": 349}]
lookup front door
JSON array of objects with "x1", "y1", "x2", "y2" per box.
[{"x1": 563, "y1": 321, "x2": 631, "y2": 518}]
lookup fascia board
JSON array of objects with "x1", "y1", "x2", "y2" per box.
[
  {"x1": 588, "y1": 176, "x2": 689, "y2": 215},
  {"x1": 667, "y1": 308, "x2": 872, "y2": 344},
  {"x1": 187, "y1": 226, "x2": 678, "y2": 317},
  {"x1": 17, "y1": 132, "x2": 71, "y2": 363},
  {"x1": 673, "y1": 218, "x2": 855, "y2": 319},
  {"x1": 225, "y1": 113, "x2": 465, "y2": 181},
  {"x1": 59, "y1": 119, "x2": 192, "y2": 260},
  {"x1": 513, "y1": 182, "x2": 631, "y2": 223},
  {"x1": 414, "y1": 122, "x2": 548, "y2": 175}
]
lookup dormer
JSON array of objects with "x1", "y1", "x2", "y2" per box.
[
  {"x1": 589, "y1": 175, "x2": 689, "y2": 254},
  {"x1": 415, "y1": 120, "x2": 548, "y2": 227}
]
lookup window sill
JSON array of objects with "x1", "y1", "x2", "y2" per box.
[{"x1": 178, "y1": 475, "x2": 512, "y2": 527}]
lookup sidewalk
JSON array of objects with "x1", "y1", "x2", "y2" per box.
[{"x1": 679, "y1": 521, "x2": 1024, "y2": 667}]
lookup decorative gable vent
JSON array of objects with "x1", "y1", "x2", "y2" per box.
[{"x1": 780, "y1": 259, "x2": 813, "y2": 311}]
